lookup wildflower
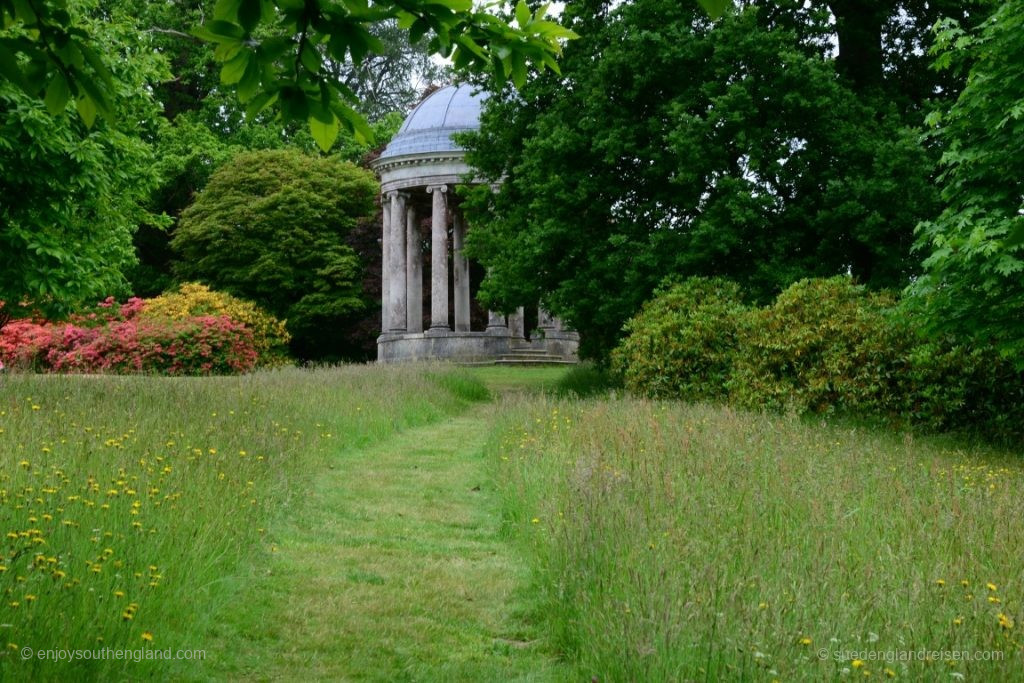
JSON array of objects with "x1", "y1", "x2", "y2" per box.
[
  {"x1": 884, "y1": 668, "x2": 896, "y2": 678},
  {"x1": 759, "y1": 602, "x2": 768, "y2": 610},
  {"x1": 800, "y1": 637, "x2": 812, "y2": 646},
  {"x1": 935, "y1": 579, "x2": 945, "y2": 586},
  {"x1": 998, "y1": 613, "x2": 1014, "y2": 630},
  {"x1": 953, "y1": 616, "x2": 963, "y2": 626},
  {"x1": 853, "y1": 660, "x2": 865, "y2": 669},
  {"x1": 141, "y1": 632, "x2": 153, "y2": 642},
  {"x1": 987, "y1": 583, "x2": 997, "y2": 592},
  {"x1": 961, "y1": 580, "x2": 969, "y2": 587}
]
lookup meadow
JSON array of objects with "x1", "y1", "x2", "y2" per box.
[
  {"x1": 0, "y1": 364, "x2": 1021, "y2": 681},
  {"x1": 490, "y1": 392, "x2": 1024, "y2": 681},
  {"x1": 0, "y1": 365, "x2": 486, "y2": 679}
]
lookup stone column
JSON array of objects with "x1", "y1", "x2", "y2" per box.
[
  {"x1": 508, "y1": 306, "x2": 525, "y2": 338},
  {"x1": 452, "y1": 207, "x2": 470, "y2": 332},
  {"x1": 387, "y1": 192, "x2": 407, "y2": 333},
  {"x1": 428, "y1": 185, "x2": 449, "y2": 331},
  {"x1": 381, "y1": 196, "x2": 391, "y2": 333},
  {"x1": 486, "y1": 310, "x2": 507, "y2": 333},
  {"x1": 406, "y1": 204, "x2": 423, "y2": 333}
]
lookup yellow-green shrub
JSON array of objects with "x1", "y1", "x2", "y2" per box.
[
  {"x1": 611, "y1": 278, "x2": 747, "y2": 401},
  {"x1": 142, "y1": 283, "x2": 290, "y2": 366},
  {"x1": 728, "y1": 277, "x2": 909, "y2": 416},
  {"x1": 613, "y1": 276, "x2": 1024, "y2": 440}
]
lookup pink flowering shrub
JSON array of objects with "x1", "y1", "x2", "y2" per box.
[
  {"x1": 0, "y1": 300, "x2": 258, "y2": 375},
  {"x1": 0, "y1": 319, "x2": 54, "y2": 370}
]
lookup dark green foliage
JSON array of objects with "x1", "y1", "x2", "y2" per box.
[
  {"x1": 611, "y1": 278, "x2": 747, "y2": 401},
  {"x1": 553, "y1": 362, "x2": 620, "y2": 398},
  {"x1": 614, "y1": 277, "x2": 1024, "y2": 441},
  {"x1": 462, "y1": 0, "x2": 972, "y2": 360},
  {"x1": 910, "y1": 0, "x2": 1024, "y2": 365},
  {"x1": 171, "y1": 149, "x2": 378, "y2": 360}
]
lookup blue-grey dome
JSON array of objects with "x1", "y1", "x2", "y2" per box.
[{"x1": 378, "y1": 84, "x2": 487, "y2": 160}]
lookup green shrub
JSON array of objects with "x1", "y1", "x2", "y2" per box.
[
  {"x1": 610, "y1": 278, "x2": 747, "y2": 400},
  {"x1": 554, "y1": 362, "x2": 619, "y2": 398},
  {"x1": 903, "y1": 341, "x2": 1024, "y2": 439},
  {"x1": 728, "y1": 277, "x2": 909, "y2": 416},
  {"x1": 170, "y1": 149, "x2": 377, "y2": 361},
  {"x1": 613, "y1": 276, "x2": 1024, "y2": 441}
]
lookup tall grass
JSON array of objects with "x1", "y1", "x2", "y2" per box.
[
  {"x1": 490, "y1": 397, "x2": 1024, "y2": 681},
  {"x1": 0, "y1": 365, "x2": 486, "y2": 679}
]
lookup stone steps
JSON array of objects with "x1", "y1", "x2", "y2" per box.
[{"x1": 493, "y1": 358, "x2": 577, "y2": 366}]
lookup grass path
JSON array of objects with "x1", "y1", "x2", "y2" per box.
[{"x1": 205, "y1": 370, "x2": 568, "y2": 681}]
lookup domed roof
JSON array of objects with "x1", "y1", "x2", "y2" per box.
[{"x1": 378, "y1": 84, "x2": 488, "y2": 160}]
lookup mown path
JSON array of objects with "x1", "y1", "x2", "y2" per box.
[{"x1": 206, "y1": 371, "x2": 567, "y2": 682}]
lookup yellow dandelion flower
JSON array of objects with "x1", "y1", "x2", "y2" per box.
[
  {"x1": 935, "y1": 579, "x2": 945, "y2": 586},
  {"x1": 758, "y1": 602, "x2": 768, "y2": 610},
  {"x1": 141, "y1": 632, "x2": 153, "y2": 642},
  {"x1": 987, "y1": 582, "x2": 997, "y2": 591},
  {"x1": 998, "y1": 613, "x2": 1014, "y2": 630},
  {"x1": 884, "y1": 668, "x2": 896, "y2": 678},
  {"x1": 531, "y1": 518, "x2": 540, "y2": 524},
  {"x1": 114, "y1": 590, "x2": 125, "y2": 598},
  {"x1": 800, "y1": 637, "x2": 812, "y2": 646},
  {"x1": 953, "y1": 616, "x2": 963, "y2": 626},
  {"x1": 961, "y1": 580, "x2": 969, "y2": 587},
  {"x1": 853, "y1": 659, "x2": 865, "y2": 669}
]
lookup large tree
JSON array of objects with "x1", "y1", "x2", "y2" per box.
[
  {"x1": 461, "y1": 0, "x2": 987, "y2": 359},
  {"x1": 171, "y1": 149, "x2": 378, "y2": 360},
  {"x1": 0, "y1": 1, "x2": 167, "y2": 318},
  {"x1": 910, "y1": 0, "x2": 1024, "y2": 365}
]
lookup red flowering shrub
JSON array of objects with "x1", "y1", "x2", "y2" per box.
[
  {"x1": 0, "y1": 319, "x2": 54, "y2": 369},
  {"x1": 0, "y1": 300, "x2": 258, "y2": 376}
]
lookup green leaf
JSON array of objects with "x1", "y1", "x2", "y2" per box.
[
  {"x1": 75, "y1": 94, "x2": 97, "y2": 128},
  {"x1": 428, "y1": 0, "x2": 472, "y2": 11},
  {"x1": 333, "y1": 102, "x2": 373, "y2": 145},
  {"x1": 205, "y1": 20, "x2": 246, "y2": 40},
  {"x1": 309, "y1": 113, "x2": 340, "y2": 152},
  {"x1": 515, "y1": 0, "x2": 530, "y2": 28},
  {"x1": 44, "y1": 73, "x2": 70, "y2": 115},
  {"x1": 511, "y1": 53, "x2": 527, "y2": 89},
  {"x1": 409, "y1": 17, "x2": 430, "y2": 44},
  {"x1": 213, "y1": 0, "x2": 242, "y2": 21},
  {"x1": 220, "y1": 50, "x2": 250, "y2": 85},
  {"x1": 697, "y1": 0, "x2": 730, "y2": 19},
  {"x1": 244, "y1": 91, "x2": 277, "y2": 118},
  {"x1": 238, "y1": 0, "x2": 262, "y2": 32},
  {"x1": 236, "y1": 57, "x2": 261, "y2": 102},
  {"x1": 300, "y1": 42, "x2": 321, "y2": 74}
]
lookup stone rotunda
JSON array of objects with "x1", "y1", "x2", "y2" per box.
[{"x1": 370, "y1": 84, "x2": 579, "y2": 363}]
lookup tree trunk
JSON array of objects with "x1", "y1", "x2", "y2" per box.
[{"x1": 829, "y1": 0, "x2": 889, "y2": 91}]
